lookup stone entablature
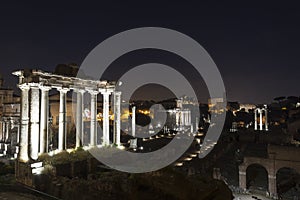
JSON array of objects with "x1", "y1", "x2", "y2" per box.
[{"x1": 13, "y1": 69, "x2": 115, "y2": 91}]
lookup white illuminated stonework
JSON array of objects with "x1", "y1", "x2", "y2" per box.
[
  {"x1": 39, "y1": 85, "x2": 51, "y2": 154},
  {"x1": 74, "y1": 89, "x2": 85, "y2": 148},
  {"x1": 57, "y1": 87, "x2": 69, "y2": 151},
  {"x1": 29, "y1": 84, "x2": 40, "y2": 160},
  {"x1": 254, "y1": 105, "x2": 268, "y2": 131},
  {"x1": 88, "y1": 89, "x2": 99, "y2": 146},
  {"x1": 132, "y1": 106, "x2": 136, "y2": 138},
  {"x1": 13, "y1": 69, "x2": 121, "y2": 162},
  {"x1": 113, "y1": 91, "x2": 121, "y2": 146},
  {"x1": 100, "y1": 89, "x2": 113, "y2": 146},
  {"x1": 19, "y1": 84, "x2": 30, "y2": 162}
]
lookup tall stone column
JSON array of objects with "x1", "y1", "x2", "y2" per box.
[
  {"x1": 265, "y1": 108, "x2": 268, "y2": 131},
  {"x1": 195, "y1": 117, "x2": 199, "y2": 131},
  {"x1": 2, "y1": 121, "x2": 6, "y2": 143},
  {"x1": 181, "y1": 111, "x2": 184, "y2": 127},
  {"x1": 254, "y1": 109, "x2": 258, "y2": 130},
  {"x1": 16, "y1": 122, "x2": 20, "y2": 144},
  {"x1": 1, "y1": 121, "x2": 4, "y2": 142},
  {"x1": 75, "y1": 89, "x2": 85, "y2": 148},
  {"x1": 113, "y1": 91, "x2": 121, "y2": 146},
  {"x1": 176, "y1": 112, "x2": 180, "y2": 126},
  {"x1": 19, "y1": 84, "x2": 30, "y2": 162},
  {"x1": 259, "y1": 109, "x2": 263, "y2": 131},
  {"x1": 187, "y1": 111, "x2": 189, "y2": 125},
  {"x1": 89, "y1": 90, "x2": 99, "y2": 146},
  {"x1": 101, "y1": 90, "x2": 112, "y2": 145},
  {"x1": 39, "y1": 86, "x2": 51, "y2": 154},
  {"x1": 5, "y1": 120, "x2": 10, "y2": 142},
  {"x1": 58, "y1": 87, "x2": 69, "y2": 151},
  {"x1": 29, "y1": 84, "x2": 40, "y2": 160},
  {"x1": 132, "y1": 106, "x2": 136, "y2": 137}
]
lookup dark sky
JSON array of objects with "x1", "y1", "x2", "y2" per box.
[{"x1": 0, "y1": 1, "x2": 300, "y2": 103}]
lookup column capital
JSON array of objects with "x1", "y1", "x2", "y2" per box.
[
  {"x1": 39, "y1": 85, "x2": 52, "y2": 91},
  {"x1": 73, "y1": 88, "x2": 86, "y2": 94},
  {"x1": 57, "y1": 87, "x2": 70, "y2": 93},
  {"x1": 28, "y1": 82, "x2": 40, "y2": 88},
  {"x1": 18, "y1": 83, "x2": 30, "y2": 91},
  {"x1": 114, "y1": 91, "x2": 122, "y2": 96},
  {"x1": 99, "y1": 88, "x2": 113, "y2": 95},
  {"x1": 87, "y1": 89, "x2": 99, "y2": 95}
]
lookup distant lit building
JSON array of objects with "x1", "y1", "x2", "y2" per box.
[
  {"x1": 209, "y1": 97, "x2": 226, "y2": 114},
  {"x1": 155, "y1": 98, "x2": 193, "y2": 132},
  {"x1": 239, "y1": 104, "x2": 255, "y2": 112}
]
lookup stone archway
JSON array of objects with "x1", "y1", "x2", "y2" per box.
[
  {"x1": 239, "y1": 145, "x2": 300, "y2": 199},
  {"x1": 239, "y1": 156, "x2": 276, "y2": 198},
  {"x1": 246, "y1": 164, "x2": 269, "y2": 191}
]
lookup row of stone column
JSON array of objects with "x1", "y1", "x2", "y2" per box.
[
  {"x1": 254, "y1": 107, "x2": 268, "y2": 131},
  {"x1": 175, "y1": 110, "x2": 191, "y2": 126},
  {"x1": 18, "y1": 83, "x2": 121, "y2": 162},
  {"x1": 182, "y1": 110, "x2": 191, "y2": 126},
  {"x1": 0, "y1": 120, "x2": 12, "y2": 143}
]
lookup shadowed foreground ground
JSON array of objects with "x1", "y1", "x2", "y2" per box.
[{"x1": 34, "y1": 167, "x2": 233, "y2": 200}]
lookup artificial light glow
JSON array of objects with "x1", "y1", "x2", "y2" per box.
[
  {"x1": 117, "y1": 145, "x2": 125, "y2": 150},
  {"x1": 197, "y1": 133, "x2": 204, "y2": 136},
  {"x1": 66, "y1": 149, "x2": 74, "y2": 153},
  {"x1": 190, "y1": 154, "x2": 197, "y2": 158},
  {"x1": 138, "y1": 110, "x2": 150, "y2": 115},
  {"x1": 184, "y1": 157, "x2": 192, "y2": 161},
  {"x1": 175, "y1": 162, "x2": 183, "y2": 166}
]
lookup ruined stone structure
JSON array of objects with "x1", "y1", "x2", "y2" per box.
[
  {"x1": 254, "y1": 105, "x2": 268, "y2": 131},
  {"x1": 13, "y1": 69, "x2": 122, "y2": 159},
  {"x1": 157, "y1": 98, "x2": 193, "y2": 132},
  {"x1": 13, "y1": 69, "x2": 122, "y2": 185},
  {"x1": 239, "y1": 145, "x2": 300, "y2": 199}
]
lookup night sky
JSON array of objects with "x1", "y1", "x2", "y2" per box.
[{"x1": 0, "y1": 1, "x2": 300, "y2": 103}]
